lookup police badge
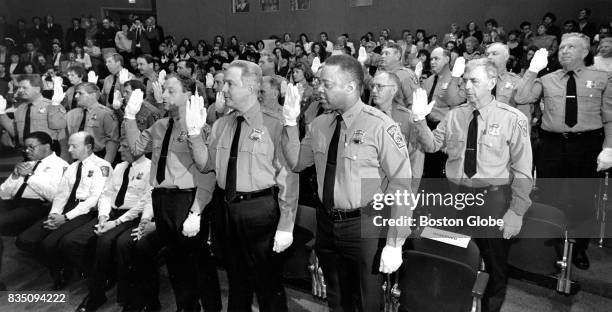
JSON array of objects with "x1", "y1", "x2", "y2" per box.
[
  {"x1": 504, "y1": 82, "x2": 513, "y2": 89},
  {"x1": 352, "y1": 130, "x2": 366, "y2": 144},
  {"x1": 177, "y1": 131, "x2": 188, "y2": 142},
  {"x1": 136, "y1": 172, "x2": 143, "y2": 180},
  {"x1": 87, "y1": 170, "x2": 94, "y2": 177},
  {"x1": 586, "y1": 80, "x2": 595, "y2": 88},
  {"x1": 249, "y1": 129, "x2": 264, "y2": 141},
  {"x1": 488, "y1": 124, "x2": 500, "y2": 136},
  {"x1": 38, "y1": 107, "x2": 46, "y2": 114},
  {"x1": 91, "y1": 114, "x2": 97, "y2": 120}
]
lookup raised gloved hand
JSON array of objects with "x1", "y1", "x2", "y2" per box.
[
  {"x1": 51, "y1": 77, "x2": 65, "y2": 106},
  {"x1": 181, "y1": 211, "x2": 201, "y2": 237},
  {"x1": 0, "y1": 95, "x2": 6, "y2": 115},
  {"x1": 411, "y1": 88, "x2": 435, "y2": 121},
  {"x1": 379, "y1": 245, "x2": 403, "y2": 273},
  {"x1": 87, "y1": 70, "x2": 98, "y2": 84},
  {"x1": 158, "y1": 69, "x2": 167, "y2": 85},
  {"x1": 528, "y1": 48, "x2": 549, "y2": 73},
  {"x1": 152, "y1": 81, "x2": 163, "y2": 103},
  {"x1": 273, "y1": 230, "x2": 293, "y2": 253},
  {"x1": 185, "y1": 89, "x2": 207, "y2": 136},
  {"x1": 451, "y1": 57, "x2": 466, "y2": 78},
  {"x1": 414, "y1": 61, "x2": 423, "y2": 78},
  {"x1": 118, "y1": 68, "x2": 130, "y2": 84},
  {"x1": 112, "y1": 90, "x2": 123, "y2": 110},
  {"x1": 125, "y1": 89, "x2": 144, "y2": 119},
  {"x1": 311, "y1": 56, "x2": 322, "y2": 73},
  {"x1": 283, "y1": 83, "x2": 301, "y2": 126},
  {"x1": 214, "y1": 91, "x2": 226, "y2": 113},
  {"x1": 597, "y1": 148, "x2": 612, "y2": 172},
  {"x1": 357, "y1": 46, "x2": 368, "y2": 65},
  {"x1": 205, "y1": 73, "x2": 214, "y2": 88}
]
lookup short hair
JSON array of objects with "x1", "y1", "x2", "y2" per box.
[
  {"x1": 580, "y1": 8, "x2": 591, "y2": 16},
  {"x1": 485, "y1": 19, "x2": 498, "y2": 28},
  {"x1": 17, "y1": 74, "x2": 43, "y2": 89},
  {"x1": 543, "y1": 12, "x2": 556, "y2": 23},
  {"x1": 374, "y1": 70, "x2": 401, "y2": 90},
  {"x1": 486, "y1": 42, "x2": 510, "y2": 57},
  {"x1": 166, "y1": 73, "x2": 196, "y2": 93},
  {"x1": 600, "y1": 37, "x2": 612, "y2": 45},
  {"x1": 324, "y1": 55, "x2": 364, "y2": 92},
  {"x1": 520, "y1": 21, "x2": 532, "y2": 29},
  {"x1": 291, "y1": 62, "x2": 314, "y2": 83},
  {"x1": 67, "y1": 65, "x2": 86, "y2": 78},
  {"x1": 84, "y1": 133, "x2": 95, "y2": 151},
  {"x1": 464, "y1": 36, "x2": 479, "y2": 46},
  {"x1": 75, "y1": 82, "x2": 101, "y2": 97},
  {"x1": 25, "y1": 131, "x2": 52, "y2": 146},
  {"x1": 465, "y1": 58, "x2": 498, "y2": 80},
  {"x1": 137, "y1": 54, "x2": 155, "y2": 64},
  {"x1": 382, "y1": 42, "x2": 402, "y2": 54},
  {"x1": 179, "y1": 60, "x2": 196, "y2": 75},
  {"x1": 124, "y1": 79, "x2": 146, "y2": 93},
  {"x1": 229, "y1": 60, "x2": 262, "y2": 92},
  {"x1": 561, "y1": 32, "x2": 591, "y2": 51},
  {"x1": 105, "y1": 53, "x2": 124, "y2": 66},
  {"x1": 432, "y1": 47, "x2": 451, "y2": 59}
]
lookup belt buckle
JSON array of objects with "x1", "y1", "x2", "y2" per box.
[{"x1": 330, "y1": 209, "x2": 344, "y2": 221}]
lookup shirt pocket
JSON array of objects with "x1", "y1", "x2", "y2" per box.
[
  {"x1": 479, "y1": 134, "x2": 504, "y2": 164},
  {"x1": 542, "y1": 88, "x2": 564, "y2": 113},
  {"x1": 577, "y1": 82, "x2": 604, "y2": 104},
  {"x1": 239, "y1": 136, "x2": 271, "y2": 175}
]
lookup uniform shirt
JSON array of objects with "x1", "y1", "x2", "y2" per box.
[
  {"x1": 390, "y1": 105, "x2": 424, "y2": 185},
  {"x1": 12, "y1": 97, "x2": 66, "y2": 144},
  {"x1": 137, "y1": 72, "x2": 161, "y2": 110},
  {"x1": 118, "y1": 100, "x2": 162, "y2": 135},
  {"x1": 194, "y1": 103, "x2": 299, "y2": 232},
  {"x1": 50, "y1": 154, "x2": 112, "y2": 220},
  {"x1": 383, "y1": 65, "x2": 420, "y2": 108},
  {"x1": 100, "y1": 70, "x2": 135, "y2": 107},
  {"x1": 286, "y1": 101, "x2": 413, "y2": 246},
  {"x1": 61, "y1": 86, "x2": 77, "y2": 110},
  {"x1": 422, "y1": 67, "x2": 455, "y2": 122},
  {"x1": 97, "y1": 157, "x2": 152, "y2": 223},
  {"x1": 66, "y1": 104, "x2": 120, "y2": 152},
  {"x1": 414, "y1": 99, "x2": 533, "y2": 215},
  {"x1": 514, "y1": 67, "x2": 612, "y2": 146},
  {"x1": 0, "y1": 153, "x2": 68, "y2": 201}
]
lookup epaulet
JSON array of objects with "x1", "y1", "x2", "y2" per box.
[
  {"x1": 495, "y1": 101, "x2": 525, "y2": 120},
  {"x1": 362, "y1": 105, "x2": 388, "y2": 121},
  {"x1": 40, "y1": 98, "x2": 52, "y2": 105},
  {"x1": 393, "y1": 105, "x2": 411, "y2": 114},
  {"x1": 261, "y1": 106, "x2": 281, "y2": 121},
  {"x1": 506, "y1": 71, "x2": 519, "y2": 79}
]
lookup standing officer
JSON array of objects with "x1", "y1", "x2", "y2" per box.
[
  {"x1": 515, "y1": 33, "x2": 612, "y2": 269},
  {"x1": 100, "y1": 53, "x2": 133, "y2": 107},
  {"x1": 66, "y1": 82, "x2": 119, "y2": 164},
  {"x1": 412, "y1": 58, "x2": 533, "y2": 312},
  {"x1": 135, "y1": 54, "x2": 163, "y2": 110},
  {"x1": 16, "y1": 132, "x2": 111, "y2": 290},
  {"x1": 123, "y1": 74, "x2": 221, "y2": 312},
  {"x1": 378, "y1": 42, "x2": 420, "y2": 107},
  {"x1": 71, "y1": 140, "x2": 152, "y2": 312},
  {"x1": 188, "y1": 60, "x2": 299, "y2": 312},
  {"x1": 282, "y1": 55, "x2": 413, "y2": 312}
]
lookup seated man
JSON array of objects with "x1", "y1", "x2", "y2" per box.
[
  {"x1": 16, "y1": 131, "x2": 112, "y2": 290},
  {"x1": 71, "y1": 140, "x2": 152, "y2": 312}
]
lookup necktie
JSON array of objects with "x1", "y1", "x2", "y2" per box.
[
  {"x1": 136, "y1": 29, "x2": 141, "y2": 44},
  {"x1": 225, "y1": 116, "x2": 244, "y2": 202},
  {"x1": 78, "y1": 109, "x2": 87, "y2": 131},
  {"x1": 428, "y1": 74, "x2": 439, "y2": 103},
  {"x1": 29, "y1": 52, "x2": 34, "y2": 63},
  {"x1": 491, "y1": 84, "x2": 497, "y2": 97},
  {"x1": 316, "y1": 106, "x2": 324, "y2": 117},
  {"x1": 71, "y1": 93, "x2": 78, "y2": 110},
  {"x1": 114, "y1": 163, "x2": 132, "y2": 208},
  {"x1": 143, "y1": 77, "x2": 149, "y2": 90},
  {"x1": 323, "y1": 115, "x2": 343, "y2": 211},
  {"x1": 14, "y1": 161, "x2": 41, "y2": 199},
  {"x1": 67, "y1": 162, "x2": 83, "y2": 203},
  {"x1": 464, "y1": 110, "x2": 479, "y2": 178},
  {"x1": 23, "y1": 103, "x2": 32, "y2": 141},
  {"x1": 108, "y1": 75, "x2": 118, "y2": 106},
  {"x1": 156, "y1": 118, "x2": 174, "y2": 184},
  {"x1": 565, "y1": 71, "x2": 577, "y2": 127}
]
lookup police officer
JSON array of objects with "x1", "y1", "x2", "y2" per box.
[
  {"x1": 17, "y1": 132, "x2": 111, "y2": 290},
  {"x1": 100, "y1": 53, "x2": 133, "y2": 107},
  {"x1": 282, "y1": 55, "x2": 413, "y2": 311},
  {"x1": 113, "y1": 79, "x2": 162, "y2": 133},
  {"x1": 136, "y1": 54, "x2": 163, "y2": 110},
  {"x1": 412, "y1": 58, "x2": 533, "y2": 312},
  {"x1": 66, "y1": 82, "x2": 119, "y2": 164},
  {"x1": 71, "y1": 141, "x2": 152, "y2": 312},
  {"x1": 189, "y1": 60, "x2": 299, "y2": 312},
  {"x1": 0, "y1": 131, "x2": 67, "y2": 235},
  {"x1": 378, "y1": 42, "x2": 420, "y2": 107},
  {"x1": 123, "y1": 74, "x2": 221, "y2": 312},
  {"x1": 515, "y1": 33, "x2": 612, "y2": 270}
]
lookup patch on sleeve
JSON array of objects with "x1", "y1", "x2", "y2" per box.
[
  {"x1": 517, "y1": 119, "x2": 528, "y2": 137},
  {"x1": 100, "y1": 166, "x2": 110, "y2": 177},
  {"x1": 386, "y1": 124, "x2": 406, "y2": 149}
]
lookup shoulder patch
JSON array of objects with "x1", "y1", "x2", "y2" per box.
[
  {"x1": 363, "y1": 105, "x2": 387, "y2": 120},
  {"x1": 386, "y1": 124, "x2": 407, "y2": 149},
  {"x1": 100, "y1": 166, "x2": 110, "y2": 177}
]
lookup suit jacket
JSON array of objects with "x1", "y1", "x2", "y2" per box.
[
  {"x1": 48, "y1": 52, "x2": 69, "y2": 68},
  {"x1": 43, "y1": 23, "x2": 63, "y2": 42},
  {"x1": 65, "y1": 27, "x2": 86, "y2": 47},
  {"x1": 127, "y1": 28, "x2": 151, "y2": 54},
  {"x1": 20, "y1": 51, "x2": 44, "y2": 65}
]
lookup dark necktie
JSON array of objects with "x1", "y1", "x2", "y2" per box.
[
  {"x1": 225, "y1": 116, "x2": 244, "y2": 202},
  {"x1": 491, "y1": 84, "x2": 497, "y2": 97},
  {"x1": 67, "y1": 162, "x2": 83, "y2": 203},
  {"x1": 143, "y1": 77, "x2": 149, "y2": 90},
  {"x1": 156, "y1": 118, "x2": 174, "y2": 185},
  {"x1": 114, "y1": 163, "x2": 132, "y2": 208},
  {"x1": 565, "y1": 71, "x2": 577, "y2": 127},
  {"x1": 23, "y1": 103, "x2": 32, "y2": 141},
  {"x1": 136, "y1": 29, "x2": 141, "y2": 44},
  {"x1": 78, "y1": 109, "x2": 87, "y2": 131},
  {"x1": 428, "y1": 74, "x2": 439, "y2": 103},
  {"x1": 71, "y1": 93, "x2": 78, "y2": 110},
  {"x1": 316, "y1": 106, "x2": 324, "y2": 117},
  {"x1": 14, "y1": 161, "x2": 41, "y2": 199},
  {"x1": 108, "y1": 75, "x2": 118, "y2": 106},
  {"x1": 323, "y1": 115, "x2": 342, "y2": 211},
  {"x1": 464, "y1": 110, "x2": 479, "y2": 178}
]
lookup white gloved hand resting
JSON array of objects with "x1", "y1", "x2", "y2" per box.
[
  {"x1": 0, "y1": 96, "x2": 6, "y2": 115},
  {"x1": 273, "y1": 230, "x2": 293, "y2": 253},
  {"x1": 597, "y1": 148, "x2": 612, "y2": 172},
  {"x1": 379, "y1": 245, "x2": 403, "y2": 273},
  {"x1": 181, "y1": 211, "x2": 201, "y2": 237},
  {"x1": 112, "y1": 90, "x2": 123, "y2": 110}
]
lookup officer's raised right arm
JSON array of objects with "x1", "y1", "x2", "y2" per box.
[
  {"x1": 411, "y1": 89, "x2": 447, "y2": 153},
  {"x1": 514, "y1": 49, "x2": 548, "y2": 104},
  {"x1": 281, "y1": 84, "x2": 314, "y2": 172}
]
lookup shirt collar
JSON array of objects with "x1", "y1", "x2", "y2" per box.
[
  {"x1": 562, "y1": 66, "x2": 586, "y2": 77},
  {"x1": 81, "y1": 153, "x2": 96, "y2": 165},
  {"x1": 235, "y1": 102, "x2": 261, "y2": 127},
  {"x1": 132, "y1": 155, "x2": 146, "y2": 166},
  {"x1": 469, "y1": 97, "x2": 496, "y2": 121},
  {"x1": 334, "y1": 100, "x2": 364, "y2": 129},
  {"x1": 39, "y1": 153, "x2": 56, "y2": 164}
]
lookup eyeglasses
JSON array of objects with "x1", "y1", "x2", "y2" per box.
[
  {"x1": 23, "y1": 144, "x2": 42, "y2": 151},
  {"x1": 370, "y1": 83, "x2": 395, "y2": 90}
]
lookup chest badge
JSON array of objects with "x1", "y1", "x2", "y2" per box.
[
  {"x1": 87, "y1": 170, "x2": 94, "y2": 177},
  {"x1": 352, "y1": 130, "x2": 366, "y2": 144},
  {"x1": 177, "y1": 131, "x2": 188, "y2": 142},
  {"x1": 38, "y1": 107, "x2": 46, "y2": 114},
  {"x1": 441, "y1": 82, "x2": 449, "y2": 90},
  {"x1": 504, "y1": 82, "x2": 514, "y2": 89},
  {"x1": 136, "y1": 172, "x2": 143, "y2": 180},
  {"x1": 249, "y1": 128, "x2": 264, "y2": 142},
  {"x1": 488, "y1": 124, "x2": 500, "y2": 136}
]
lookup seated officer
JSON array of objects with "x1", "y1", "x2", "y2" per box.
[
  {"x1": 70, "y1": 140, "x2": 152, "y2": 312},
  {"x1": 0, "y1": 131, "x2": 68, "y2": 235},
  {"x1": 16, "y1": 131, "x2": 112, "y2": 290}
]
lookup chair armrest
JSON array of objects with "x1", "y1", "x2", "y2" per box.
[{"x1": 472, "y1": 271, "x2": 489, "y2": 299}]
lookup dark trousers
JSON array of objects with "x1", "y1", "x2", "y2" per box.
[
  {"x1": 422, "y1": 119, "x2": 448, "y2": 179},
  {"x1": 224, "y1": 193, "x2": 287, "y2": 312},
  {"x1": 315, "y1": 209, "x2": 385, "y2": 312},
  {"x1": 455, "y1": 185, "x2": 510, "y2": 312},
  {"x1": 536, "y1": 129, "x2": 603, "y2": 252},
  {"x1": 116, "y1": 227, "x2": 162, "y2": 307},
  {"x1": 0, "y1": 198, "x2": 50, "y2": 235},
  {"x1": 152, "y1": 188, "x2": 221, "y2": 312}
]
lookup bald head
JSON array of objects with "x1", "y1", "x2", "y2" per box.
[
  {"x1": 68, "y1": 131, "x2": 94, "y2": 161},
  {"x1": 430, "y1": 47, "x2": 450, "y2": 73},
  {"x1": 485, "y1": 43, "x2": 510, "y2": 71}
]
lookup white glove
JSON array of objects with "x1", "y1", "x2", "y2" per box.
[
  {"x1": 152, "y1": 81, "x2": 163, "y2": 103},
  {"x1": 280, "y1": 79, "x2": 288, "y2": 96},
  {"x1": 528, "y1": 48, "x2": 549, "y2": 73},
  {"x1": 311, "y1": 56, "x2": 322, "y2": 73},
  {"x1": 597, "y1": 148, "x2": 612, "y2": 172},
  {"x1": 181, "y1": 211, "x2": 201, "y2": 237},
  {"x1": 87, "y1": 71, "x2": 98, "y2": 84},
  {"x1": 414, "y1": 61, "x2": 423, "y2": 78},
  {"x1": 185, "y1": 89, "x2": 207, "y2": 135},
  {"x1": 357, "y1": 46, "x2": 368, "y2": 65},
  {"x1": 125, "y1": 89, "x2": 144, "y2": 119},
  {"x1": 112, "y1": 90, "x2": 123, "y2": 110},
  {"x1": 411, "y1": 89, "x2": 435, "y2": 121},
  {"x1": 214, "y1": 91, "x2": 226, "y2": 113},
  {"x1": 205, "y1": 73, "x2": 214, "y2": 88},
  {"x1": 51, "y1": 77, "x2": 65, "y2": 105},
  {"x1": 0, "y1": 96, "x2": 6, "y2": 115},
  {"x1": 379, "y1": 245, "x2": 403, "y2": 273},
  {"x1": 158, "y1": 69, "x2": 167, "y2": 85},
  {"x1": 451, "y1": 57, "x2": 466, "y2": 78},
  {"x1": 283, "y1": 84, "x2": 301, "y2": 126},
  {"x1": 118, "y1": 68, "x2": 130, "y2": 84},
  {"x1": 273, "y1": 230, "x2": 293, "y2": 253}
]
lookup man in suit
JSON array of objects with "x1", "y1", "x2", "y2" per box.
[
  {"x1": 42, "y1": 15, "x2": 63, "y2": 54},
  {"x1": 49, "y1": 42, "x2": 69, "y2": 70},
  {"x1": 144, "y1": 17, "x2": 163, "y2": 57},
  {"x1": 65, "y1": 18, "x2": 86, "y2": 50},
  {"x1": 127, "y1": 18, "x2": 151, "y2": 56}
]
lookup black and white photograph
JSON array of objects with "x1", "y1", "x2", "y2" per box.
[
  {"x1": 233, "y1": 0, "x2": 250, "y2": 13},
  {"x1": 290, "y1": 0, "x2": 310, "y2": 11},
  {"x1": 260, "y1": 0, "x2": 279, "y2": 12}
]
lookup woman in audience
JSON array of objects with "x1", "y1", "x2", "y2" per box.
[
  {"x1": 74, "y1": 45, "x2": 92, "y2": 69},
  {"x1": 462, "y1": 36, "x2": 481, "y2": 61},
  {"x1": 273, "y1": 47, "x2": 290, "y2": 78},
  {"x1": 114, "y1": 23, "x2": 132, "y2": 60},
  {"x1": 297, "y1": 33, "x2": 311, "y2": 54},
  {"x1": 84, "y1": 38, "x2": 101, "y2": 71},
  {"x1": 466, "y1": 21, "x2": 483, "y2": 43},
  {"x1": 308, "y1": 42, "x2": 326, "y2": 65},
  {"x1": 593, "y1": 37, "x2": 612, "y2": 72}
]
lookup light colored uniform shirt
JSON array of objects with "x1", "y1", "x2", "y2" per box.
[
  {"x1": 98, "y1": 157, "x2": 152, "y2": 223},
  {"x1": 514, "y1": 67, "x2": 612, "y2": 146},
  {"x1": 100, "y1": 70, "x2": 135, "y2": 107},
  {"x1": 383, "y1": 65, "x2": 420, "y2": 108},
  {"x1": 66, "y1": 104, "x2": 120, "y2": 153},
  {"x1": 12, "y1": 97, "x2": 66, "y2": 144},
  {"x1": 390, "y1": 105, "x2": 424, "y2": 188},
  {"x1": 422, "y1": 67, "x2": 456, "y2": 122},
  {"x1": 414, "y1": 99, "x2": 533, "y2": 215},
  {"x1": 50, "y1": 154, "x2": 112, "y2": 220},
  {"x1": 0, "y1": 153, "x2": 68, "y2": 201}
]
